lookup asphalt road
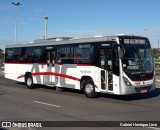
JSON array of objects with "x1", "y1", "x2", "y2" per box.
[{"x1": 0, "y1": 75, "x2": 160, "y2": 130}]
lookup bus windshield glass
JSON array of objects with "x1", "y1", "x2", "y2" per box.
[
  {"x1": 119, "y1": 37, "x2": 154, "y2": 81},
  {"x1": 122, "y1": 46, "x2": 153, "y2": 70}
]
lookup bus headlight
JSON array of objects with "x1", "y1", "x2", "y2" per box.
[{"x1": 123, "y1": 77, "x2": 132, "y2": 86}]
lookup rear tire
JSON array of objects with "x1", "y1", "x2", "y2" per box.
[
  {"x1": 25, "y1": 75, "x2": 34, "y2": 89},
  {"x1": 83, "y1": 79, "x2": 97, "y2": 98}
]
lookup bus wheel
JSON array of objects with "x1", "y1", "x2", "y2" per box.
[
  {"x1": 25, "y1": 75, "x2": 34, "y2": 89},
  {"x1": 83, "y1": 79, "x2": 97, "y2": 98}
]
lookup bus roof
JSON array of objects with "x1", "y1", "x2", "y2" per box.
[{"x1": 5, "y1": 35, "x2": 147, "y2": 48}]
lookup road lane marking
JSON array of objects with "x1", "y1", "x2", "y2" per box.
[
  {"x1": 33, "y1": 101, "x2": 61, "y2": 108},
  {"x1": 156, "y1": 80, "x2": 160, "y2": 82},
  {"x1": 149, "y1": 127, "x2": 160, "y2": 130}
]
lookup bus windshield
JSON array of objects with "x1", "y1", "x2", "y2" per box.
[{"x1": 122, "y1": 46, "x2": 154, "y2": 80}]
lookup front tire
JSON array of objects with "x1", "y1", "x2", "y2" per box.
[
  {"x1": 25, "y1": 75, "x2": 34, "y2": 89},
  {"x1": 83, "y1": 79, "x2": 97, "y2": 98}
]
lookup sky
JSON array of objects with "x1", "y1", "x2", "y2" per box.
[{"x1": 0, "y1": 0, "x2": 160, "y2": 50}]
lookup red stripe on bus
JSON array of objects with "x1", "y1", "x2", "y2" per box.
[
  {"x1": 17, "y1": 75, "x2": 24, "y2": 79},
  {"x1": 95, "y1": 85, "x2": 98, "y2": 88},
  {"x1": 17, "y1": 72, "x2": 80, "y2": 81}
]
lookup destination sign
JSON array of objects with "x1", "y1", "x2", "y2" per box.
[{"x1": 123, "y1": 39, "x2": 146, "y2": 44}]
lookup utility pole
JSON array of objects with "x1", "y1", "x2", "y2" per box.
[
  {"x1": 144, "y1": 28, "x2": 148, "y2": 37},
  {"x1": 44, "y1": 14, "x2": 48, "y2": 39},
  {"x1": 11, "y1": 2, "x2": 22, "y2": 44},
  {"x1": 158, "y1": 40, "x2": 160, "y2": 60}
]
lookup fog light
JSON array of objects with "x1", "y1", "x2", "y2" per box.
[{"x1": 123, "y1": 77, "x2": 132, "y2": 86}]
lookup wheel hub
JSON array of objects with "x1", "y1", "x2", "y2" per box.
[
  {"x1": 85, "y1": 83, "x2": 94, "y2": 94},
  {"x1": 27, "y1": 78, "x2": 32, "y2": 86}
]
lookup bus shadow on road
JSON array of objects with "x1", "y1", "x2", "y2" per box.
[
  {"x1": 99, "y1": 88, "x2": 160, "y2": 101},
  {"x1": 0, "y1": 92, "x2": 16, "y2": 96},
  {"x1": 16, "y1": 82, "x2": 84, "y2": 94},
  {"x1": 15, "y1": 82, "x2": 160, "y2": 100}
]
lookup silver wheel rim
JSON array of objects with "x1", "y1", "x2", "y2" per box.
[
  {"x1": 27, "y1": 77, "x2": 32, "y2": 86},
  {"x1": 85, "y1": 83, "x2": 94, "y2": 94}
]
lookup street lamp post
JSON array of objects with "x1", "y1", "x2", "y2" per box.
[
  {"x1": 144, "y1": 28, "x2": 148, "y2": 37},
  {"x1": 11, "y1": 2, "x2": 22, "y2": 44},
  {"x1": 44, "y1": 14, "x2": 48, "y2": 39}
]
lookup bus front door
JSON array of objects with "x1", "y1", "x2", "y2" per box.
[
  {"x1": 45, "y1": 48, "x2": 56, "y2": 86},
  {"x1": 100, "y1": 48, "x2": 113, "y2": 92}
]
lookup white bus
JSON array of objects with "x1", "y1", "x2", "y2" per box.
[{"x1": 5, "y1": 35, "x2": 155, "y2": 98}]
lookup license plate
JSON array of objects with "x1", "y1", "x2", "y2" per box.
[{"x1": 141, "y1": 89, "x2": 148, "y2": 93}]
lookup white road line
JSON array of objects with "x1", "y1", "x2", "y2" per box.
[
  {"x1": 149, "y1": 127, "x2": 160, "y2": 130},
  {"x1": 33, "y1": 101, "x2": 61, "y2": 108}
]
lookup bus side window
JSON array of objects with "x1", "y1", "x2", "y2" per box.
[
  {"x1": 100, "y1": 49, "x2": 105, "y2": 68},
  {"x1": 74, "y1": 53, "x2": 82, "y2": 63},
  {"x1": 58, "y1": 54, "x2": 66, "y2": 63},
  {"x1": 107, "y1": 49, "x2": 113, "y2": 70}
]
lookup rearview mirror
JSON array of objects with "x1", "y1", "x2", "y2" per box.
[{"x1": 119, "y1": 48, "x2": 124, "y2": 59}]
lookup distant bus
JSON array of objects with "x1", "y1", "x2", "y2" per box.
[{"x1": 5, "y1": 35, "x2": 155, "y2": 98}]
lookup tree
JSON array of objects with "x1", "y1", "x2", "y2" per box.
[
  {"x1": 152, "y1": 48, "x2": 160, "y2": 59},
  {"x1": 0, "y1": 48, "x2": 4, "y2": 59}
]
